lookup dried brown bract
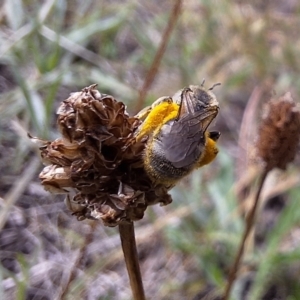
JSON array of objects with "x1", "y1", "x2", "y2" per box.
[
  {"x1": 30, "y1": 85, "x2": 172, "y2": 226},
  {"x1": 256, "y1": 92, "x2": 300, "y2": 171}
]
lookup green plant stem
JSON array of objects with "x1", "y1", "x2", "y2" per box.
[
  {"x1": 119, "y1": 221, "x2": 146, "y2": 300},
  {"x1": 223, "y1": 168, "x2": 269, "y2": 300}
]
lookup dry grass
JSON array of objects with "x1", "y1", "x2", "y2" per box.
[{"x1": 1, "y1": 1, "x2": 300, "y2": 299}]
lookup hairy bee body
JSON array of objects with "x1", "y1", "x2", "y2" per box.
[
  {"x1": 144, "y1": 130, "x2": 219, "y2": 186},
  {"x1": 136, "y1": 84, "x2": 220, "y2": 187},
  {"x1": 144, "y1": 124, "x2": 196, "y2": 185}
]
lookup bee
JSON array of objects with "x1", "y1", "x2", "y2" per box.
[{"x1": 135, "y1": 81, "x2": 220, "y2": 187}]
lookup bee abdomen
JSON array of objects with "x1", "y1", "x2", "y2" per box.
[{"x1": 144, "y1": 138, "x2": 194, "y2": 184}]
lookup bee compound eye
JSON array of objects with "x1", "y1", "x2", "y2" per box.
[{"x1": 194, "y1": 89, "x2": 212, "y2": 106}]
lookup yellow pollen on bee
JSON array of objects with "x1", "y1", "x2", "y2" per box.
[
  {"x1": 136, "y1": 101, "x2": 179, "y2": 140},
  {"x1": 197, "y1": 131, "x2": 219, "y2": 168}
]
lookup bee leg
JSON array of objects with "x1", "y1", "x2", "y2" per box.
[
  {"x1": 135, "y1": 97, "x2": 173, "y2": 121},
  {"x1": 150, "y1": 96, "x2": 173, "y2": 108},
  {"x1": 135, "y1": 105, "x2": 153, "y2": 121},
  {"x1": 135, "y1": 97, "x2": 174, "y2": 141}
]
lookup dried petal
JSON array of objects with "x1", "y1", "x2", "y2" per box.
[{"x1": 39, "y1": 165, "x2": 73, "y2": 193}]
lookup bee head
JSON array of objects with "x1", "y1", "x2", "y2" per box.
[
  {"x1": 172, "y1": 82, "x2": 220, "y2": 112},
  {"x1": 189, "y1": 84, "x2": 220, "y2": 111}
]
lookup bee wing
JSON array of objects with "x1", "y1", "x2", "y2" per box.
[{"x1": 158, "y1": 89, "x2": 218, "y2": 168}]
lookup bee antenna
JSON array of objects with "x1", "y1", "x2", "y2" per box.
[
  {"x1": 208, "y1": 82, "x2": 221, "y2": 90},
  {"x1": 201, "y1": 78, "x2": 205, "y2": 87}
]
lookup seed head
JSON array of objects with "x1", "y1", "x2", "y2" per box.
[
  {"x1": 256, "y1": 92, "x2": 300, "y2": 171},
  {"x1": 30, "y1": 85, "x2": 172, "y2": 226}
]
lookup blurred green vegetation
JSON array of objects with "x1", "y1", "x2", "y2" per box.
[{"x1": 1, "y1": 0, "x2": 300, "y2": 299}]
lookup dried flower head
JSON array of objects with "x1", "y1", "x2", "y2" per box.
[
  {"x1": 30, "y1": 85, "x2": 172, "y2": 226},
  {"x1": 256, "y1": 92, "x2": 300, "y2": 171}
]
